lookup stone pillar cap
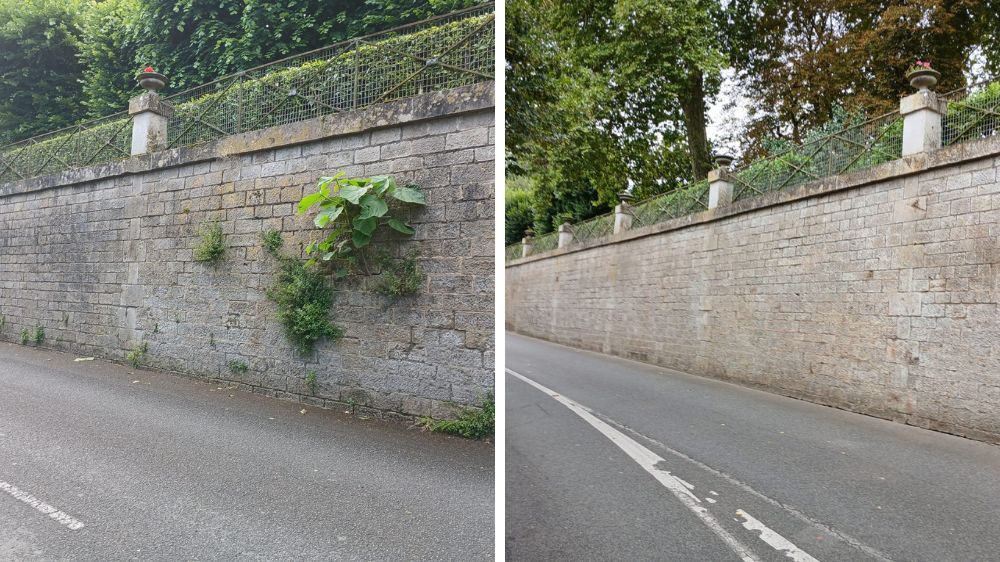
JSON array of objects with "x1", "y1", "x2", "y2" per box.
[
  {"x1": 899, "y1": 90, "x2": 946, "y2": 116},
  {"x1": 129, "y1": 92, "x2": 175, "y2": 118},
  {"x1": 707, "y1": 168, "x2": 730, "y2": 183}
]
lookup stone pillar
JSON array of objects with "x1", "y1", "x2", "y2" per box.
[
  {"x1": 708, "y1": 154, "x2": 735, "y2": 209},
  {"x1": 900, "y1": 69, "x2": 945, "y2": 157},
  {"x1": 521, "y1": 233, "x2": 534, "y2": 258},
  {"x1": 900, "y1": 92, "x2": 945, "y2": 156},
  {"x1": 129, "y1": 93, "x2": 174, "y2": 155},
  {"x1": 614, "y1": 190, "x2": 633, "y2": 234},
  {"x1": 557, "y1": 223, "x2": 574, "y2": 248}
]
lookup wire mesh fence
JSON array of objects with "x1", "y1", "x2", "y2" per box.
[
  {"x1": 505, "y1": 211, "x2": 615, "y2": 261},
  {"x1": 505, "y1": 111, "x2": 906, "y2": 263},
  {"x1": 505, "y1": 243, "x2": 523, "y2": 262},
  {"x1": 571, "y1": 211, "x2": 616, "y2": 245},
  {"x1": 729, "y1": 111, "x2": 903, "y2": 202},
  {"x1": 165, "y1": 3, "x2": 495, "y2": 148},
  {"x1": 942, "y1": 81, "x2": 1000, "y2": 146},
  {"x1": 530, "y1": 231, "x2": 559, "y2": 254},
  {"x1": 0, "y1": 112, "x2": 131, "y2": 184},
  {"x1": 630, "y1": 181, "x2": 710, "y2": 226}
]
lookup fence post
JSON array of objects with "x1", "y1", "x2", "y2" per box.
[
  {"x1": 129, "y1": 71, "x2": 173, "y2": 155},
  {"x1": 521, "y1": 231, "x2": 534, "y2": 258},
  {"x1": 557, "y1": 223, "x2": 574, "y2": 248},
  {"x1": 708, "y1": 154, "x2": 734, "y2": 209},
  {"x1": 614, "y1": 190, "x2": 633, "y2": 234},
  {"x1": 900, "y1": 67, "x2": 945, "y2": 156}
]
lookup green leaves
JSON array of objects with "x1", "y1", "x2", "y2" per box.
[
  {"x1": 352, "y1": 215, "x2": 378, "y2": 236},
  {"x1": 298, "y1": 191, "x2": 326, "y2": 214},
  {"x1": 390, "y1": 184, "x2": 425, "y2": 204},
  {"x1": 358, "y1": 193, "x2": 388, "y2": 219},
  {"x1": 387, "y1": 218, "x2": 415, "y2": 235},
  {"x1": 313, "y1": 205, "x2": 343, "y2": 227},
  {"x1": 298, "y1": 171, "x2": 424, "y2": 262},
  {"x1": 336, "y1": 182, "x2": 369, "y2": 204}
]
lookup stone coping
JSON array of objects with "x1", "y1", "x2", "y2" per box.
[
  {"x1": 507, "y1": 133, "x2": 1000, "y2": 267},
  {"x1": 0, "y1": 82, "x2": 494, "y2": 199}
]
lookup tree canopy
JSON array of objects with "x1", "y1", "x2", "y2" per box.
[
  {"x1": 0, "y1": 0, "x2": 88, "y2": 143},
  {"x1": 723, "y1": 0, "x2": 994, "y2": 159},
  {"x1": 506, "y1": 0, "x2": 1000, "y2": 243},
  {"x1": 505, "y1": 0, "x2": 722, "y2": 241}
]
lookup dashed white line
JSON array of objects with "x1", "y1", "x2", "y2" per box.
[
  {"x1": 0, "y1": 481, "x2": 85, "y2": 530},
  {"x1": 738, "y1": 510, "x2": 819, "y2": 562}
]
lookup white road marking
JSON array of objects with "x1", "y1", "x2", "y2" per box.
[
  {"x1": 606, "y1": 418, "x2": 894, "y2": 562},
  {"x1": 509, "y1": 334, "x2": 895, "y2": 562},
  {"x1": 507, "y1": 368, "x2": 759, "y2": 562},
  {"x1": 0, "y1": 481, "x2": 85, "y2": 530},
  {"x1": 737, "y1": 510, "x2": 819, "y2": 562}
]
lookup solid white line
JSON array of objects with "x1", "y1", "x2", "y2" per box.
[
  {"x1": 738, "y1": 510, "x2": 819, "y2": 562},
  {"x1": 0, "y1": 481, "x2": 85, "y2": 530},
  {"x1": 507, "y1": 368, "x2": 759, "y2": 562}
]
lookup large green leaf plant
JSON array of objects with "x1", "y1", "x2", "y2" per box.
[{"x1": 297, "y1": 172, "x2": 425, "y2": 276}]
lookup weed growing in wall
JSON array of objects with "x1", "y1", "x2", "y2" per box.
[
  {"x1": 20, "y1": 329, "x2": 28, "y2": 345},
  {"x1": 228, "y1": 360, "x2": 249, "y2": 374},
  {"x1": 33, "y1": 325, "x2": 44, "y2": 344},
  {"x1": 126, "y1": 342, "x2": 148, "y2": 368},
  {"x1": 374, "y1": 252, "x2": 424, "y2": 301},
  {"x1": 420, "y1": 393, "x2": 495, "y2": 440},
  {"x1": 262, "y1": 229, "x2": 284, "y2": 256},
  {"x1": 267, "y1": 255, "x2": 342, "y2": 355},
  {"x1": 194, "y1": 222, "x2": 226, "y2": 263},
  {"x1": 305, "y1": 371, "x2": 318, "y2": 395}
]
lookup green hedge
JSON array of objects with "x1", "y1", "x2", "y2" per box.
[
  {"x1": 943, "y1": 81, "x2": 1000, "y2": 145},
  {"x1": 0, "y1": 116, "x2": 130, "y2": 183},
  {"x1": 0, "y1": 11, "x2": 494, "y2": 182},
  {"x1": 168, "y1": 14, "x2": 494, "y2": 147}
]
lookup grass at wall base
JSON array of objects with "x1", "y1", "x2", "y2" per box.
[{"x1": 420, "y1": 393, "x2": 495, "y2": 440}]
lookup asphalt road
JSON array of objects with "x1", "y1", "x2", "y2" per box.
[
  {"x1": 0, "y1": 342, "x2": 493, "y2": 561},
  {"x1": 506, "y1": 332, "x2": 1000, "y2": 562}
]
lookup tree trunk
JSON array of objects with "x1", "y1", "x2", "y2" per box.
[{"x1": 681, "y1": 67, "x2": 711, "y2": 181}]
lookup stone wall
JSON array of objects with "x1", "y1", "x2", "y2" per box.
[
  {"x1": 0, "y1": 84, "x2": 494, "y2": 421},
  {"x1": 506, "y1": 136, "x2": 1000, "y2": 444}
]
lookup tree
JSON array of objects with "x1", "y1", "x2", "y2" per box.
[
  {"x1": 79, "y1": 0, "x2": 144, "y2": 118},
  {"x1": 611, "y1": 0, "x2": 724, "y2": 180},
  {"x1": 0, "y1": 0, "x2": 88, "y2": 143},
  {"x1": 505, "y1": 0, "x2": 722, "y2": 234}
]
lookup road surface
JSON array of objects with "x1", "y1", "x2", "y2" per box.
[
  {"x1": 506, "y1": 332, "x2": 1000, "y2": 562},
  {"x1": 0, "y1": 341, "x2": 493, "y2": 560}
]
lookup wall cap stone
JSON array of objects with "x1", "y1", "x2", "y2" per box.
[{"x1": 1, "y1": 82, "x2": 494, "y2": 199}]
